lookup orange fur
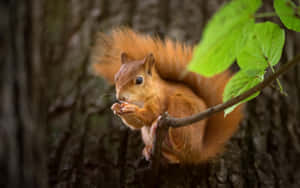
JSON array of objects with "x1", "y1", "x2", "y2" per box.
[{"x1": 91, "y1": 28, "x2": 244, "y2": 163}]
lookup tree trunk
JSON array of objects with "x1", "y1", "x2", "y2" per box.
[
  {"x1": 3, "y1": 0, "x2": 300, "y2": 187},
  {"x1": 0, "y1": 0, "x2": 47, "y2": 187}
]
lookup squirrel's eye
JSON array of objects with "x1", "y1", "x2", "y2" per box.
[{"x1": 135, "y1": 76, "x2": 143, "y2": 85}]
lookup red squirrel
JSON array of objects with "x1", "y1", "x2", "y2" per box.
[{"x1": 91, "y1": 28, "x2": 243, "y2": 164}]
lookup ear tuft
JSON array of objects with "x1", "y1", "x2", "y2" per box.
[
  {"x1": 144, "y1": 53, "x2": 155, "y2": 75},
  {"x1": 145, "y1": 53, "x2": 154, "y2": 63},
  {"x1": 121, "y1": 52, "x2": 131, "y2": 64}
]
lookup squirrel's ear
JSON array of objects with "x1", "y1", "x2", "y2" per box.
[
  {"x1": 121, "y1": 52, "x2": 131, "y2": 64},
  {"x1": 144, "y1": 53, "x2": 155, "y2": 75}
]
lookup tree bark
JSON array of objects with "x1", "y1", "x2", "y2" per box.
[
  {"x1": 3, "y1": 0, "x2": 300, "y2": 187},
  {"x1": 0, "y1": 0, "x2": 47, "y2": 187}
]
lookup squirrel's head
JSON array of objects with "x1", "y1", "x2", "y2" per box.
[{"x1": 114, "y1": 53, "x2": 161, "y2": 107}]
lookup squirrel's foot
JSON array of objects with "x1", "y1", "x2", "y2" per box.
[
  {"x1": 143, "y1": 145, "x2": 180, "y2": 164},
  {"x1": 162, "y1": 152, "x2": 180, "y2": 164},
  {"x1": 142, "y1": 145, "x2": 152, "y2": 161}
]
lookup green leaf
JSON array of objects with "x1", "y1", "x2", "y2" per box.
[
  {"x1": 223, "y1": 69, "x2": 264, "y2": 115},
  {"x1": 274, "y1": 0, "x2": 300, "y2": 32},
  {"x1": 237, "y1": 22, "x2": 285, "y2": 70},
  {"x1": 188, "y1": 0, "x2": 262, "y2": 77}
]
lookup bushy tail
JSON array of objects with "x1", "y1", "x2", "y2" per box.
[{"x1": 91, "y1": 28, "x2": 243, "y2": 160}]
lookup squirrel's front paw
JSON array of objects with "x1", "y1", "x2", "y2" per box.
[
  {"x1": 111, "y1": 102, "x2": 138, "y2": 115},
  {"x1": 111, "y1": 103, "x2": 122, "y2": 115},
  {"x1": 121, "y1": 103, "x2": 138, "y2": 114}
]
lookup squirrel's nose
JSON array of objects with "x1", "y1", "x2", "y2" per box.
[{"x1": 119, "y1": 96, "x2": 126, "y2": 101}]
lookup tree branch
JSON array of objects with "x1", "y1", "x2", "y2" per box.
[
  {"x1": 149, "y1": 53, "x2": 300, "y2": 179},
  {"x1": 164, "y1": 54, "x2": 300, "y2": 128}
]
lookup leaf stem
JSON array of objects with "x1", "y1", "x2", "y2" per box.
[{"x1": 267, "y1": 61, "x2": 287, "y2": 96}]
